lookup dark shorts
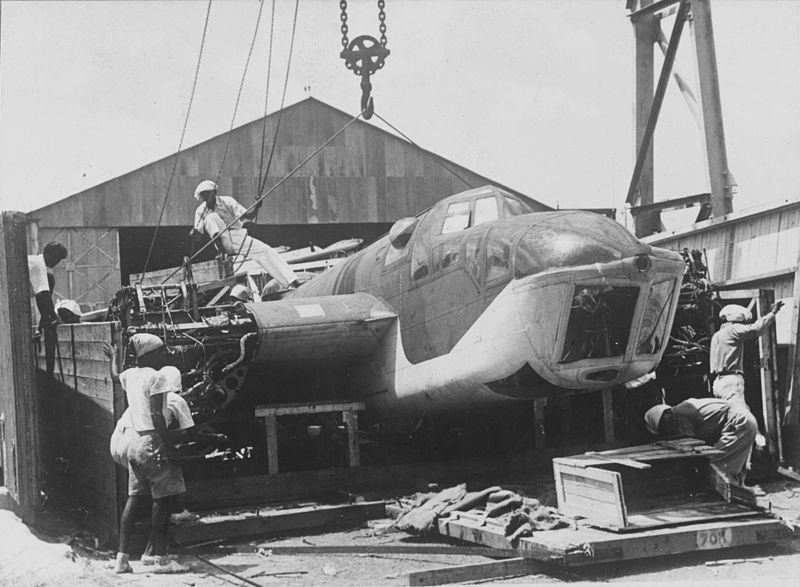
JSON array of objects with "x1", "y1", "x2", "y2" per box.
[{"x1": 127, "y1": 432, "x2": 186, "y2": 499}]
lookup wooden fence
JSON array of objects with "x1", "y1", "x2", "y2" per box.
[{"x1": 36, "y1": 321, "x2": 126, "y2": 545}]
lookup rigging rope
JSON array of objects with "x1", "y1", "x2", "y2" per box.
[
  {"x1": 256, "y1": 0, "x2": 300, "y2": 197},
  {"x1": 159, "y1": 110, "x2": 365, "y2": 285},
  {"x1": 215, "y1": 0, "x2": 267, "y2": 180},
  {"x1": 255, "y1": 0, "x2": 277, "y2": 192},
  {"x1": 139, "y1": 0, "x2": 213, "y2": 282},
  {"x1": 373, "y1": 112, "x2": 475, "y2": 190}
]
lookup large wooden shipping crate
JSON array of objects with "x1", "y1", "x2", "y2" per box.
[{"x1": 36, "y1": 321, "x2": 126, "y2": 545}]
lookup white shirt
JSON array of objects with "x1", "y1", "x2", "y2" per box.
[
  {"x1": 193, "y1": 196, "x2": 248, "y2": 235},
  {"x1": 28, "y1": 254, "x2": 49, "y2": 295},
  {"x1": 116, "y1": 392, "x2": 195, "y2": 432},
  {"x1": 119, "y1": 367, "x2": 169, "y2": 432}
]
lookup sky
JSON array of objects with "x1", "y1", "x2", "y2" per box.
[{"x1": 0, "y1": 0, "x2": 799, "y2": 224}]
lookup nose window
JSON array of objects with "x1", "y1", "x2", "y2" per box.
[{"x1": 560, "y1": 285, "x2": 638, "y2": 363}]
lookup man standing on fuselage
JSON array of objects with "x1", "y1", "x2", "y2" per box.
[{"x1": 189, "y1": 179, "x2": 299, "y2": 289}]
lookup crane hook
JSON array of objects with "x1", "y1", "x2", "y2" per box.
[{"x1": 361, "y1": 79, "x2": 375, "y2": 119}]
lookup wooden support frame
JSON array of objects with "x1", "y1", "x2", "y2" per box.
[
  {"x1": 627, "y1": 0, "x2": 734, "y2": 237},
  {"x1": 533, "y1": 398, "x2": 547, "y2": 448},
  {"x1": 254, "y1": 401, "x2": 366, "y2": 475},
  {"x1": 0, "y1": 212, "x2": 41, "y2": 518}
]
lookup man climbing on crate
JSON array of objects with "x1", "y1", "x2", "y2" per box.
[
  {"x1": 710, "y1": 301, "x2": 783, "y2": 408},
  {"x1": 644, "y1": 397, "x2": 757, "y2": 484},
  {"x1": 103, "y1": 334, "x2": 191, "y2": 574},
  {"x1": 188, "y1": 179, "x2": 300, "y2": 289},
  {"x1": 28, "y1": 241, "x2": 68, "y2": 376}
]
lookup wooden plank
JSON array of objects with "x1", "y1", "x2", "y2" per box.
[
  {"x1": 264, "y1": 412, "x2": 279, "y2": 475},
  {"x1": 0, "y1": 212, "x2": 41, "y2": 517},
  {"x1": 578, "y1": 453, "x2": 652, "y2": 470},
  {"x1": 255, "y1": 401, "x2": 366, "y2": 417},
  {"x1": 409, "y1": 557, "x2": 555, "y2": 586},
  {"x1": 256, "y1": 545, "x2": 521, "y2": 557},
  {"x1": 533, "y1": 398, "x2": 547, "y2": 449},
  {"x1": 344, "y1": 410, "x2": 360, "y2": 467},
  {"x1": 171, "y1": 501, "x2": 387, "y2": 544},
  {"x1": 439, "y1": 513, "x2": 796, "y2": 567},
  {"x1": 553, "y1": 463, "x2": 626, "y2": 528},
  {"x1": 602, "y1": 388, "x2": 615, "y2": 443},
  {"x1": 757, "y1": 289, "x2": 781, "y2": 458}
]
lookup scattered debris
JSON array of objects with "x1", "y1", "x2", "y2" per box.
[{"x1": 393, "y1": 484, "x2": 568, "y2": 541}]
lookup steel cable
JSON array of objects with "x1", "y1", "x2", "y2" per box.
[
  {"x1": 159, "y1": 109, "x2": 364, "y2": 284},
  {"x1": 139, "y1": 0, "x2": 213, "y2": 282},
  {"x1": 216, "y1": 0, "x2": 267, "y2": 180}
]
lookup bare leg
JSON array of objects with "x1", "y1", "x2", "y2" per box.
[{"x1": 150, "y1": 496, "x2": 172, "y2": 556}]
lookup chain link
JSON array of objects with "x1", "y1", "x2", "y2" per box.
[
  {"x1": 378, "y1": 0, "x2": 387, "y2": 47},
  {"x1": 340, "y1": 0, "x2": 388, "y2": 49},
  {"x1": 340, "y1": 0, "x2": 349, "y2": 49}
]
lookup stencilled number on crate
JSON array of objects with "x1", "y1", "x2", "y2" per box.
[{"x1": 696, "y1": 527, "x2": 733, "y2": 549}]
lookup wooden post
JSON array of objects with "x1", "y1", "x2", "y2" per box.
[
  {"x1": 784, "y1": 262, "x2": 800, "y2": 466},
  {"x1": 756, "y1": 290, "x2": 781, "y2": 460},
  {"x1": 629, "y1": 1, "x2": 660, "y2": 237},
  {"x1": 344, "y1": 410, "x2": 360, "y2": 467},
  {"x1": 0, "y1": 212, "x2": 41, "y2": 519},
  {"x1": 689, "y1": 0, "x2": 734, "y2": 217},
  {"x1": 264, "y1": 412, "x2": 279, "y2": 475},
  {"x1": 602, "y1": 388, "x2": 615, "y2": 443},
  {"x1": 533, "y1": 398, "x2": 547, "y2": 449}
]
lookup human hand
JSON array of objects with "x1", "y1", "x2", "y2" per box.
[
  {"x1": 771, "y1": 300, "x2": 785, "y2": 314},
  {"x1": 188, "y1": 228, "x2": 198, "y2": 238},
  {"x1": 102, "y1": 342, "x2": 117, "y2": 360}
]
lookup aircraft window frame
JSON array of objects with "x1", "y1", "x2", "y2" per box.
[
  {"x1": 464, "y1": 231, "x2": 485, "y2": 289},
  {"x1": 636, "y1": 277, "x2": 678, "y2": 356},
  {"x1": 485, "y1": 238, "x2": 512, "y2": 285},
  {"x1": 383, "y1": 238, "x2": 411, "y2": 269},
  {"x1": 474, "y1": 196, "x2": 499, "y2": 227},
  {"x1": 504, "y1": 196, "x2": 532, "y2": 217},
  {"x1": 441, "y1": 201, "x2": 472, "y2": 235}
]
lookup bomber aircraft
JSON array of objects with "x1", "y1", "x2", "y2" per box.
[{"x1": 118, "y1": 185, "x2": 686, "y2": 424}]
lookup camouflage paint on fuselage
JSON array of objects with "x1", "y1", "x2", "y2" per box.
[{"x1": 290, "y1": 185, "x2": 648, "y2": 365}]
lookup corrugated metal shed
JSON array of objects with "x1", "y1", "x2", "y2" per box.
[
  {"x1": 26, "y1": 98, "x2": 551, "y2": 309},
  {"x1": 29, "y1": 97, "x2": 550, "y2": 228}
]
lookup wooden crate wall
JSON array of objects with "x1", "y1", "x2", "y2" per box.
[{"x1": 36, "y1": 321, "x2": 125, "y2": 546}]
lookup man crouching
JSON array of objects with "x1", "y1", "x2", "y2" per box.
[{"x1": 644, "y1": 398, "x2": 757, "y2": 484}]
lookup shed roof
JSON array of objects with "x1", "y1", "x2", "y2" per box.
[{"x1": 30, "y1": 97, "x2": 551, "y2": 228}]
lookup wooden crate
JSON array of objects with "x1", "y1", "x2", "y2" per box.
[{"x1": 552, "y1": 439, "x2": 757, "y2": 532}]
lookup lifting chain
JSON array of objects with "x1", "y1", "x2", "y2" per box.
[{"x1": 339, "y1": 0, "x2": 389, "y2": 119}]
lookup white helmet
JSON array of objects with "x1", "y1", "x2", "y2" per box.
[
  {"x1": 719, "y1": 304, "x2": 751, "y2": 323},
  {"x1": 230, "y1": 284, "x2": 252, "y2": 302},
  {"x1": 194, "y1": 179, "x2": 218, "y2": 201}
]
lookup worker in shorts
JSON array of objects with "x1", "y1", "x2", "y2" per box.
[
  {"x1": 644, "y1": 397, "x2": 757, "y2": 484},
  {"x1": 103, "y1": 334, "x2": 190, "y2": 574},
  {"x1": 108, "y1": 365, "x2": 225, "y2": 564},
  {"x1": 189, "y1": 179, "x2": 299, "y2": 289}
]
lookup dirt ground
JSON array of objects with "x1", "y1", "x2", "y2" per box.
[{"x1": 2, "y1": 477, "x2": 800, "y2": 586}]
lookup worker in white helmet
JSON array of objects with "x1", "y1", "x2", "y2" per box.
[
  {"x1": 710, "y1": 301, "x2": 783, "y2": 407},
  {"x1": 228, "y1": 283, "x2": 252, "y2": 303},
  {"x1": 189, "y1": 180, "x2": 299, "y2": 289},
  {"x1": 644, "y1": 397, "x2": 757, "y2": 483}
]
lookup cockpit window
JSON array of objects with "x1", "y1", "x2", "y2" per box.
[
  {"x1": 504, "y1": 196, "x2": 533, "y2": 217},
  {"x1": 441, "y1": 201, "x2": 471, "y2": 234},
  {"x1": 637, "y1": 279, "x2": 676, "y2": 355},
  {"x1": 474, "y1": 196, "x2": 499, "y2": 227},
  {"x1": 486, "y1": 239, "x2": 511, "y2": 282}
]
